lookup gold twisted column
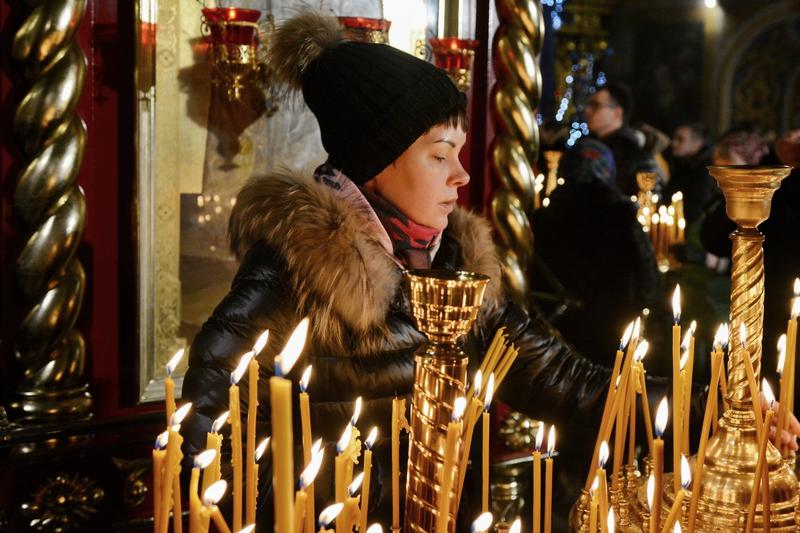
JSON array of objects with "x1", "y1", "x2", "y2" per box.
[
  {"x1": 489, "y1": 0, "x2": 544, "y2": 308},
  {"x1": 8, "y1": 0, "x2": 92, "y2": 422}
]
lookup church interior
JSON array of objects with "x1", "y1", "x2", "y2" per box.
[{"x1": 1, "y1": 0, "x2": 799, "y2": 532}]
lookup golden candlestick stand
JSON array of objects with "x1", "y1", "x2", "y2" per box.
[
  {"x1": 572, "y1": 165, "x2": 798, "y2": 532},
  {"x1": 403, "y1": 270, "x2": 489, "y2": 533}
]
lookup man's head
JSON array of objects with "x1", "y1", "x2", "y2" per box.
[
  {"x1": 587, "y1": 82, "x2": 632, "y2": 139},
  {"x1": 671, "y1": 123, "x2": 706, "y2": 158}
]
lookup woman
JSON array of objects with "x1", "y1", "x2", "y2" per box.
[{"x1": 180, "y1": 11, "x2": 705, "y2": 528}]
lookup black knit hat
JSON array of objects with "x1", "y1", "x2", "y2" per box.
[{"x1": 269, "y1": 11, "x2": 467, "y2": 185}]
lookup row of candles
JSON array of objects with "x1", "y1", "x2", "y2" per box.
[
  {"x1": 636, "y1": 192, "x2": 686, "y2": 268},
  {"x1": 153, "y1": 318, "x2": 555, "y2": 531},
  {"x1": 581, "y1": 279, "x2": 799, "y2": 532}
]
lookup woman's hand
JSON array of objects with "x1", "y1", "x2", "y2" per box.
[{"x1": 761, "y1": 393, "x2": 800, "y2": 451}]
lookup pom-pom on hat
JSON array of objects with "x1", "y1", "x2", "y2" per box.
[{"x1": 269, "y1": 11, "x2": 467, "y2": 185}]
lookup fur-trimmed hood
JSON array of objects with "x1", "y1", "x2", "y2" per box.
[{"x1": 228, "y1": 172, "x2": 502, "y2": 349}]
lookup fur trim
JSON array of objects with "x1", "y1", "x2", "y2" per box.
[
  {"x1": 229, "y1": 173, "x2": 502, "y2": 353},
  {"x1": 269, "y1": 10, "x2": 344, "y2": 90}
]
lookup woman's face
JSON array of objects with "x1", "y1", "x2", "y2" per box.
[{"x1": 365, "y1": 123, "x2": 469, "y2": 230}]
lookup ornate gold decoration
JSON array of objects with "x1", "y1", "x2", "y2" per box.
[
  {"x1": 403, "y1": 270, "x2": 490, "y2": 533},
  {"x1": 337, "y1": 17, "x2": 391, "y2": 44},
  {"x1": 8, "y1": 0, "x2": 92, "y2": 422},
  {"x1": 20, "y1": 473, "x2": 104, "y2": 531},
  {"x1": 112, "y1": 457, "x2": 150, "y2": 508},
  {"x1": 429, "y1": 38, "x2": 479, "y2": 92},
  {"x1": 489, "y1": 0, "x2": 544, "y2": 309},
  {"x1": 498, "y1": 411, "x2": 541, "y2": 451}
]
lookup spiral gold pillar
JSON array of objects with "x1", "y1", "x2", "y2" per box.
[
  {"x1": 8, "y1": 0, "x2": 92, "y2": 422},
  {"x1": 489, "y1": 0, "x2": 544, "y2": 308},
  {"x1": 403, "y1": 270, "x2": 489, "y2": 533}
]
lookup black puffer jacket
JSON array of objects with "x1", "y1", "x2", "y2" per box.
[
  {"x1": 181, "y1": 172, "x2": 668, "y2": 528},
  {"x1": 597, "y1": 127, "x2": 664, "y2": 196}
]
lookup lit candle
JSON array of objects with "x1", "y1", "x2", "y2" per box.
[
  {"x1": 359, "y1": 427, "x2": 378, "y2": 533},
  {"x1": 783, "y1": 284, "x2": 799, "y2": 455},
  {"x1": 482, "y1": 373, "x2": 495, "y2": 513},
  {"x1": 613, "y1": 322, "x2": 639, "y2": 483},
  {"x1": 607, "y1": 507, "x2": 615, "y2": 533},
  {"x1": 628, "y1": 341, "x2": 649, "y2": 466},
  {"x1": 271, "y1": 318, "x2": 309, "y2": 533},
  {"x1": 295, "y1": 447, "x2": 324, "y2": 533},
  {"x1": 533, "y1": 424, "x2": 544, "y2": 533},
  {"x1": 317, "y1": 503, "x2": 344, "y2": 533},
  {"x1": 761, "y1": 380, "x2": 776, "y2": 532},
  {"x1": 456, "y1": 371, "x2": 484, "y2": 502},
  {"x1": 230, "y1": 351, "x2": 255, "y2": 532},
  {"x1": 165, "y1": 349, "x2": 184, "y2": 425},
  {"x1": 202, "y1": 480, "x2": 232, "y2": 533},
  {"x1": 719, "y1": 324, "x2": 731, "y2": 413},
  {"x1": 659, "y1": 455, "x2": 690, "y2": 533},
  {"x1": 344, "y1": 397, "x2": 363, "y2": 494},
  {"x1": 299, "y1": 365, "x2": 315, "y2": 533},
  {"x1": 509, "y1": 518, "x2": 522, "y2": 533},
  {"x1": 365, "y1": 524, "x2": 383, "y2": 533},
  {"x1": 471, "y1": 511, "x2": 494, "y2": 532},
  {"x1": 391, "y1": 398, "x2": 408, "y2": 530},
  {"x1": 647, "y1": 474, "x2": 655, "y2": 533},
  {"x1": 199, "y1": 412, "x2": 228, "y2": 533},
  {"x1": 152, "y1": 431, "x2": 168, "y2": 533},
  {"x1": 740, "y1": 324, "x2": 765, "y2": 441},
  {"x1": 436, "y1": 397, "x2": 466, "y2": 533},
  {"x1": 159, "y1": 403, "x2": 191, "y2": 533},
  {"x1": 777, "y1": 335, "x2": 788, "y2": 450},
  {"x1": 681, "y1": 321, "x2": 696, "y2": 456},
  {"x1": 746, "y1": 383, "x2": 775, "y2": 533},
  {"x1": 189, "y1": 449, "x2": 217, "y2": 532},
  {"x1": 335, "y1": 424, "x2": 354, "y2": 524},
  {"x1": 637, "y1": 356, "x2": 654, "y2": 455},
  {"x1": 597, "y1": 441, "x2": 609, "y2": 533},
  {"x1": 544, "y1": 426, "x2": 556, "y2": 533},
  {"x1": 343, "y1": 472, "x2": 365, "y2": 533},
  {"x1": 652, "y1": 398, "x2": 668, "y2": 533},
  {"x1": 687, "y1": 326, "x2": 726, "y2": 532},
  {"x1": 671, "y1": 285, "x2": 682, "y2": 495},
  {"x1": 589, "y1": 477, "x2": 598, "y2": 532},
  {"x1": 246, "y1": 330, "x2": 269, "y2": 526}
]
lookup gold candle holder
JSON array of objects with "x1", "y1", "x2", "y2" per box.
[{"x1": 403, "y1": 270, "x2": 490, "y2": 533}]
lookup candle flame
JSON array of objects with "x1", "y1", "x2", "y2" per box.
[
  {"x1": 712, "y1": 324, "x2": 726, "y2": 351},
  {"x1": 608, "y1": 507, "x2": 615, "y2": 533},
  {"x1": 509, "y1": 519, "x2": 521, "y2": 533},
  {"x1": 679, "y1": 347, "x2": 690, "y2": 371},
  {"x1": 672, "y1": 285, "x2": 681, "y2": 323},
  {"x1": 633, "y1": 317, "x2": 641, "y2": 341},
  {"x1": 365, "y1": 426, "x2": 378, "y2": 449},
  {"x1": 170, "y1": 402, "x2": 192, "y2": 426},
  {"x1": 739, "y1": 323, "x2": 747, "y2": 349},
  {"x1": 470, "y1": 512, "x2": 493, "y2": 533},
  {"x1": 351, "y1": 397, "x2": 363, "y2": 426},
  {"x1": 672, "y1": 191, "x2": 683, "y2": 202},
  {"x1": 366, "y1": 525, "x2": 383, "y2": 533},
  {"x1": 634, "y1": 340, "x2": 649, "y2": 362},
  {"x1": 256, "y1": 437, "x2": 270, "y2": 462},
  {"x1": 620, "y1": 321, "x2": 635, "y2": 351},
  {"x1": 762, "y1": 378, "x2": 776, "y2": 408},
  {"x1": 599, "y1": 441, "x2": 609, "y2": 468},
  {"x1": 300, "y1": 365, "x2": 312, "y2": 393},
  {"x1": 211, "y1": 411, "x2": 229, "y2": 433},
  {"x1": 681, "y1": 327, "x2": 693, "y2": 351},
  {"x1": 238, "y1": 526, "x2": 255, "y2": 533},
  {"x1": 659, "y1": 205, "x2": 668, "y2": 216},
  {"x1": 203, "y1": 479, "x2": 227, "y2": 506},
  {"x1": 154, "y1": 431, "x2": 169, "y2": 449},
  {"x1": 547, "y1": 425, "x2": 556, "y2": 453},
  {"x1": 591, "y1": 475, "x2": 599, "y2": 494},
  {"x1": 535, "y1": 423, "x2": 544, "y2": 451},
  {"x1": 337, "y1": 424, "x2": 353, "y2": 454},
  {"x1": 318, "y1": 503, "x2": 344, "y2": 527},
  {"x1": 453, "y1": 397, "x2": 467, "y2": 421},
  {"x1": 647, "y1": 474, "x2": 655, "y2": 510},
  {"x1": 348, "y1": 471, "x2": 365, "y2": 496},
  {"x1": 652, "y1": 213, "x2": 660, "y2": 224},
  {"x1": 484, "y1": 373, "x2": 495, "y2": 410},
  {"x1": 299, "y1": 447, "x2": 324, "y2": 489},
  {"x1": 312, "y1": 438, "x2": 323, "y2": 455},
  {"x1": 674, "y1": 523, "x2": 682, "y2": 533},
  {"x1": 655, "y1": 397, "x2": 669, "y2": 437},
  {"x1": 166, "y1": 348, "x2": 185, "y2": 377},
  {"x1": 231, "y1": 351, "x2": 255, "y2": 385},
  {"x1": 680, "y1": 454, "x2": 691, "y2": 488},
  {"x1": 668, "y1": 205, "x2": 675, "y2": 216},
  {"x1": 253, "y1": 329, "x2": 269, "y2": 355},
  {"x1": 794, "y1": 278, "x2": 800, "y2": 297},
  {"x1": 195, "y1": 449, "x2": 217, "y2": 469},
  {"x1": 474, "y1": 369, "x2": 483, "y2": 396},
  {"x1": 792, "y1": 297, "x2": 800, "y2": 320},
  {"x1": 777, "y1": 334, "x2": 787, "y2": 375},
  {"x1": 276, "y1": 317, "x2": 309, "y2": 377},
  {"x1": 678, "y1": 218, "x2": 686, "y2": 230}
]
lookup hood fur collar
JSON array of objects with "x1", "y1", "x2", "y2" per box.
[{"x1": 229, "y1": 172, "x2": 502, "y2": 346}]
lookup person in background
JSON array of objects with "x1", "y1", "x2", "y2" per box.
[
  {"x1": 665, "y1": 122, "x2": 718, "y2": 225},
  {"x1": 533, "y1": 138, "x2": 659, "y2": 361},
  {"x1": 586, "y1": 81, "x2": 664, "y2": 195}
]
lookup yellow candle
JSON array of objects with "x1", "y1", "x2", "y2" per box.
[
  {"x1": 229, "y1": 352, "x2": 253, "y2": 532},
  {"x1": 613, "y1": 339, "x2": 636, "y2": 481},
  {"x1": 189, "y1": 449, "x2": 217, "y2": 532},
  {"x1": 436, "y1": 397, "x2": 466, "y2": 533},
  {"x1": 682, "y1": 323, "x2": 696, "y2": 456},
  {"x1": 482, "y1": 374, "x2": 495, "y2": 514},
  {"x1": 165, "y1": 348, "x2": 184, "y2": 425},
  {"x1": 544, "y1": 426, "x2": 556, "y2": 533},
  {"x1": 293, "y1": 490, "x2": 308, "y2": 533},
  {"x1": 646, "y1": 474, "x2": 655, "y2": 533},
  {"x1": 740, "y1": 325, "x2": 765, "y2": 441},
  {"x1": 152, "y1": 432, "x2": 168, "y2": 533},
  {"x1": 200, "y1": 412, "x2": 227, "y2": 532},
  {"x1": 392, "y1": 398, "x2": 408, "y2": 530},
  {"x1": 777, "y1": 335, "x2": 788, "y2": 450},
  {"x1": 299, "y1": 365, "x2": 315, "y2": 533},
  {"x1": 638, "y1": 363, "x2": 654, "y2": 455},
  {"x1": 246, "y1": 355, "x2": 261, "y2": 525},
  {"x1": 597, "y1": 441, "x2": 609, "y2": 533},
  {"x1": 272, "y1": 319, "x2": 309, "y2": 533},
  {"x1": 335, "y1": 423, "x2": 353, "y2": 505},
  {"x1": 783, "y1": 290, "x2": 799, "y2": 454},
  {"x1": 652, "y1": 398, "x2": 669, "y2": 533},
  {"x1": 589, "y1": 487, "x2": 598, "y2": 533},
  {"x1": 671, "y1": 285, "x2": 682, "y2": 495},
  {"x1": 533, "y1": 425, "x2": 543, "y2": 533},
  {"x1": 659, "y1": 489, "x2": 685, "y2": 533},
  {"x1": 298, "y1": 443, "x2": 324, "y2": 533},
  {"x1": 746, "y1": 408, "x2": 774, "y2": 533},
  {"x1": 359, "y1": 427, "x2": 378, "y2": 532},
  {"x1": 159, "y1": 403, "x2": 191, "y2": 533}
]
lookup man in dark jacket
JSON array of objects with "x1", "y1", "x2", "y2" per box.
[
  {"x1": 664, "y1": 122, "x2": 719, "y2": 225},
  {"x1": 587, "y1": 82, "x2": 663, "y2": 195}
]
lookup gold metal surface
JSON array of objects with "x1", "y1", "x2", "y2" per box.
[
  {"x1": 8, "y1": 0, "x2": 92, "y2": 422},
  {"x1": 403, "y1": 270, "x2": 489, "y2": 533},
  {"x1": 489, "y1": 0, "x2": 544, "y2": 309},
  {"x1": 20, "y1": 473, "x2": 105, "y2": 531}
]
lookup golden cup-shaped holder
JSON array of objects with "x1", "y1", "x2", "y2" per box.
[
  {"x1": 636, "y1": 171, "x2": 657, "y2": 194},
  {"x1": 708, "y1": 165, "x2": 791, "y2": 229},
  {"x1": 404, "y1": 269, "x2": 490, "y2": 344}
]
